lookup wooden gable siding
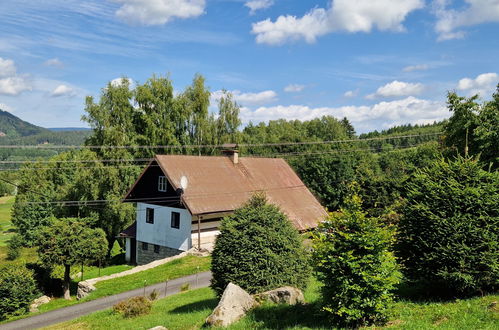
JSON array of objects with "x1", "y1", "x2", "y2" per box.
[{"x1": 125, "y1": 161, "x2": 185, "y2": 209}]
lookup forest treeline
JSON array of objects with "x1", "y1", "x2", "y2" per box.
[{"x1": 5, "y1": 74, "x2": 498, "y2": 254}]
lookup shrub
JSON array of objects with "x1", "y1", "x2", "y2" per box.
[
  {"x1": 396, "y1": 157, "x2": 498, "y2": 296},
  {"x1": 0, "y1": 264, "x2": 39, "y2": 320},
  {"x1": 113, "y1": 296, "x2": 152, "y2": 318},
  {"x1": 148, "y1": 289, "x2": 159, "y2": 301},
  {"x1": 6, "y1": 234, "x2": 23, "y2": 260},
  {"x1": 211, "y1": 193, "x2": 311, "y2": 297},
  {"x1": 312, "y1": 191, "x2": 400, "y2": 327}
]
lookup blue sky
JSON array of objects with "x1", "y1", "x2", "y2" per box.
[{"x1": 0, "y1": 0, "x2": 498, "y2": 133}]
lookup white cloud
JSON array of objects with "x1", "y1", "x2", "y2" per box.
[
  {"x1": 0, "y1": 57, "x2": 32, "y2": 95},
  {"x1": 0, "y1": 76, "x2": 32, "y2": 95},
  {"x1": 113, "y1": 0, "x2": 206, "y2": 25},
  {"x1": 252, "y1": 0, "x2": 424, "y2": 45},
  {"x1": 44, "y1": 58, "x2": 64, "y2": 68},
  {"x1": 0, "y1": 57, "x2": 16, "y2": 78},
  {"x1": 111, "y1": 77, "x2": 134, "y2": 87},
  {"x1": 245, "y1": 0, "x2": 274, "y2": 14},
  {"x1": 403, "y1": 64, "x2": 429, "y2": 72},
  {"x1": 344, "y1": 89, "x2": 359, "y2": 98},
  {"x1": 457, "y1": 72, "x2": 498, "y2": 96},
  {"x1": 51, "y1": 84, "x2": 74, "y2": 97},
  {"x1": 212, "y1": 89, "x2": 277, "y2": 106},
  {"x1": 434, "y1": 0, "x2": 499, "y2": 41},
  {"x1": 0, "y1": 103, "x2": 13, "y2": 112},
  {"x1": 241, "y1": 97, "x2": 449, "y2": 132},
  {"x1": 367, "y1": 80, "x2": 424, "y2": 99},
  {"x1": 284, "y1": 84, "x2": 305, "y2": 92}
]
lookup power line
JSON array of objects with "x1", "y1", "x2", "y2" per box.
[
  {"x1": 0, "y1": 132, "x2": 442, "y2": 150},
  {"x1": 0, "y1": 143, "x2": 430, "y2": 169}
]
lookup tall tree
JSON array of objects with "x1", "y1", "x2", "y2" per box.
[
  {"x1": 37, "y1": 218, "x2": 107, "y2": 300},
  {"x1": 216, "y1": 90, "x2": 242, "y2": 144}
]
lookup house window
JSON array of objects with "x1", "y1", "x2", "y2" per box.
[
  {"x1": 154, "y1": 245, "x2": 160, "y2": 253},
  {"x1": 142, "y1": 242, "x2": 148, "y2": 250},
  {"x1": 146, "y1": 208, "x2": 154, "y2": 224},
  {"x1": 171, "y1": 211, "x2": 180, "y2": 229},
  {"x1": 158, "y1": 176, "x2": 167, "y2": 192}
]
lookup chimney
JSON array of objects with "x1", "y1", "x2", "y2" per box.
[{"x1": 221, "y1": 144, "x2": 239, "y2": 164}]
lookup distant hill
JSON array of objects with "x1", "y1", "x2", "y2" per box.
[
  {"x1": 0, "y1": 109, "x2": 50, "y2": 137},
  {"x1": 0, "y1": 108, "x2": 92, "y2": 147},
  {"x1": 48, "y1": 127, "x2": 91, "y2": 132}
]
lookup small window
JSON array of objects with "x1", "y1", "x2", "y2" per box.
[
  {"x1": 158, "y1": 176, "x2": 167, "y2": 192},
  {"x1": 142, "y1": 242, "x2": 148, "y2": 250},
  {"x1": 171, "y1": 211, "x2": 180, "y2": 229},
  {"x1": 146, "y1": 208, "x2": 154, "y2": 224},
  {"x1": 154, "y1": 245, "x2": 160, "y2": 253}
]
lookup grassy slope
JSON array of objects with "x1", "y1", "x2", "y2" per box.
[
  {"x1": 46, "y1": 278, "x2": 499, "y2": 330},
  {"x1": 0, "y1": 195, "x2": 15, "y2": 247}
]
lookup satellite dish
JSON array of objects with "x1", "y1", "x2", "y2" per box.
[{"x1": 180, "y1": 176, "x2": 188, "y2": 190}]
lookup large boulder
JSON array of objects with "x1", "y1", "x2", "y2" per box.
[
  {"x1": 30, "y1": 295, "x2": 51, "y2": 313},
  {"x1": 206, "y1": 283, "x2": 257, "y2": 327},
  {"x1": 77, "y1": 281, "x2": 96, "y2": 300},
  {"x1": 255, "y1": 286, "x2": 305, "y2": 305}
]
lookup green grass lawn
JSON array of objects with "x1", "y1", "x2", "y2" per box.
[
  {"x1": 47, "y1": 278, "x2": 499, "y2": 330},
  {"x1": 0, "y1": 195, "x2": 15, "y2": 247},
  {"x1": 36, "y1": 255, "x2": 211, "y2": 314}
]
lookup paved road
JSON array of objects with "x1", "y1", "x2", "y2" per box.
[{"x1": 0, "y1": 271, "x2": 213, "y2": 330}]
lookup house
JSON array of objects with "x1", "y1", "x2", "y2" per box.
[{"x1": 120, "y1": 147, "x2": 327, "y2": 265}]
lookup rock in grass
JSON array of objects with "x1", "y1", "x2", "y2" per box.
[
  {"x1": 255, "y1": 286, "x2": 305, "y2": 305},
  {"x1": 77, "y1": 281, "x2": 96, "y2": 300},
  {"x1": 148, "y1": 326, "x2": 167, "y2": 330},
  {"x1": 206, "y1": 283, "x2": 257, "y2": 327}
]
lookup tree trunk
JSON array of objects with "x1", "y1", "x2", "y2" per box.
[{"x1": 63, "y1": 264, "x2": 71, "y2": 300}]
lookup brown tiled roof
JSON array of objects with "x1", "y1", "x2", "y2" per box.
[
  {"x1": 154, "y1": 155, "x2": 327, "y2": 231},
  {"x1": 118, "y1": 222, "x2": 136, "y2": 238}
]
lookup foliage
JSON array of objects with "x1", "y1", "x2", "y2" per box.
[
  {"x1": 396, "y1": 157, "x2": 499, "y2": 296},
  {"x1": 211, "y1": 194, "x2": 310, "y2": 297},
  {"x1": 180, "y1": 283, "x2": 190, "y2": 292},
  {"x1": 6, "y1": 233, "x2": 23, "y2": 260},
  {"x1": 312, "y1": 189, "x2": 401, "y2": 327},
  {"x1": 37, "y1": 218, "x2": 108, "y2": 299},
  {"x1": 444, "y1": 85, "x2": 499, "y2": 168},
  {"x1": 0, "y1": 264, "x2": 38, "y2": 320},
  {"x1": 113, "y1": 296, "x2": 152, "y2": 318}
]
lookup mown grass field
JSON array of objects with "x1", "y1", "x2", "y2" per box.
[
  {"x1": 0, "y1": 195, "x2": 15, "y2": 247},
  {"x1": 46, "y1": 278, "x2": 499, "y2": 330}
]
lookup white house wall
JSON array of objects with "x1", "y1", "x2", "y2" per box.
[{"x1": 136, "y1": 202, "x2": 192, "y2": 251}]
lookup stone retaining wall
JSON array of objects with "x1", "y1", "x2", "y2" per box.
[{"x1": 136, "y1": 241, "x2": 182, "y2": 265}]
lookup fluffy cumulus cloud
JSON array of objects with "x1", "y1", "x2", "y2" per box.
[
  {"x1": 252, "y1": 0, "x2": 424, "y2": 45},
  {"x1": 284, "y1": 84, "x2": 305, "y2": 92},
  {"x1": 434, "y1": 0, "x2": 499, "y2": 41},
  {"x1": 457, "y1": 72, "x2": 498, "y2": 96},
  {"x1": 0, "y1": 57, "x2": 31, "y2": 96},
  {"x1": 212, "y1": 89, "x2": 277, "y2": 105},
  {"x1": 113, "y1": 0, "x2": 205, "y2": 25},
  {"x1": 51, "y1": 84, "x2": 74, "y2": 97},
  {"x1": 0, "y1": 57, "x2": 16, "y2": 78},
  {"x1": 344, "y1": 89, "x2": 359, "y2": 98},
  {"x1": 403, "y1": 64, "x2": 429, "y2": 72},
  {"x1": 367, "y1": 80, "x2": 424, "y2": 99},
  {"x1": 241, "y1": 97, "x2": 449, "y2": 132},
  {"x1": 245, "y1": 0, "x2": 274, "y2": 14},
  {"x1": 44, "y1": 58, "x2": 64, "y2": 68}
]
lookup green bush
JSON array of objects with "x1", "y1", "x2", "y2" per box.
[
  {"x1": 6, "y1": 234, "x2": 23, "y2": 260},
  {"x1": 211, "y1": 193, "x2": 311, "y2": 297},
  {"x1": 397, "y1": 157, "x2": 498, "y2": 296},
  {"x1": 312, "y1": 191, "x2": 400, "y2": 327},
  {"x1": 113, "y1": 296, "x2": 152, "y2": 318},
  {"x1": 0, "y1": 264, "x2": 38, "y2": 320}
]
